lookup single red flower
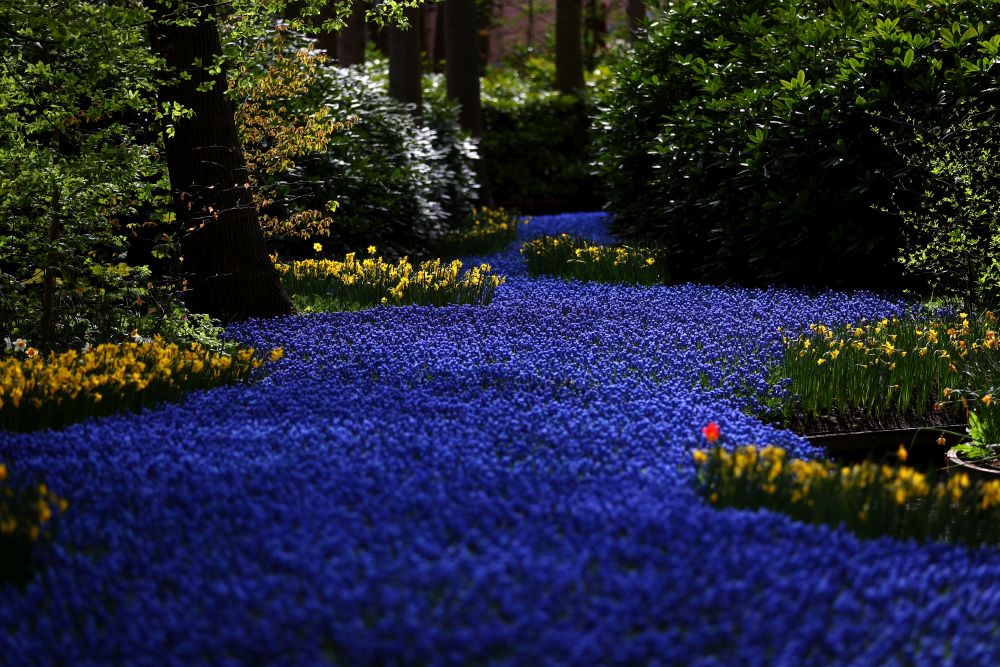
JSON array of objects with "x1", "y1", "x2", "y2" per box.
[{"x1": 701, "y1": 421, "x2": 721, "y2": 443}]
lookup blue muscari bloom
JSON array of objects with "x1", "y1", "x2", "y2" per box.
[{"x1": 1, "y1": 213, "x2": 998, "y2": 665}]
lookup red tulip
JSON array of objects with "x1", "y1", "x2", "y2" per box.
[{"x1": 702, "y1": 421, "x2": 721, "y2": 443}]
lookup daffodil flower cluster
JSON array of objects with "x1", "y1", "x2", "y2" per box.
[
  {"x1": 436, "y1": 207, "x2": 525, "y2": 257},
  {"x1": 0, "y1": 339, "x2": 279, "y2": 432},
  {"x1": 275, "y1": 247, "x2": 506, "y2": 309},
  {"x1": 694, "y1": 444, "x2": 1000, "y2": 546},
  {"x1": 0, "y1": 462, "x2": 67, "y2": 586},
  {"x1": 779, "y1": 312, "x2": 1000, "y2": 420},
  {"x1": 520, "y1": 233, "x2": 668, "y2": 285}
]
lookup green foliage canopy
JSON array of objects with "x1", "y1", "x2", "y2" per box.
[
  {"x1": 595, "y1": 0, "x2": 1000, "y2": 290},
  {"x1": 0, "y1": 0, "x2": 426, "y2": 348}
]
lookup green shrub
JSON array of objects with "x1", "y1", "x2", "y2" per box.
[
  {"x1": 0, "y1": 4, "x2": 240, "y2": 354},
  {"x1": 270, "y1": 56, "x2": 479, "y2": 259},
  {"x1": 595, "y1": 0, "x2": 1000, "y2": 289},
  {"x1": 880, "y1": 103, "x2": 1000, "y2": 309},
  {"x1": 473, "y1": 58, "x2": 611, "y2": 212}
]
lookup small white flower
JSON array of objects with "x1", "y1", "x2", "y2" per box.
[
  {"x1": 3, "y1": 337, "x2": 11, "y2": 352},
  {"x1": 13, "y1": 338, "x2": 27, "y2": 352}
]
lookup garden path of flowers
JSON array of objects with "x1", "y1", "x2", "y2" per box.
[{"x1": 3, "y1": 213, "x2": 1000, "y2": 665}]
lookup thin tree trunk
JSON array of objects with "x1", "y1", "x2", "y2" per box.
[
  {"x1": 432, "y1": 4, "x2": 446, "y2": 68},
  {"x1": 555, "y1": 0, "x2": 584, "y2": 95},
  {"x1": 627, "y1": 0, "x2": 645, "y2": 38},
  {"x1": 41, "y1": 165, "x2": 60, "y2": 348},
  {"x1": 144, "y1": 1, "x2": 294, "y2": 322},
  {"x1": 388, "y1": 5, "x2": 422, "y2": 114},
  {"x1": 313, "y1": 3, "x2": 338, "y2": 58},
  {"x1": 527, "y1": 0, "x2": 534, "y2": 47},
  {"x1": 445, "y1": 0, "x2": 487, "y2": 203},
  {"x1": 337, "y1": 0, "x2": 367, "y2": 65},
  {"x1": 444, "y1": 0, "x2": 482, "y2": 136}
]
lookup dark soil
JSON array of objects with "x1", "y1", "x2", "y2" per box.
[
  {"x1": 773, "y1": 404, "x2": 964, "y2": 438},
  {"x1": 765, "y1": 403, "x2": 968, "y2": 471}
]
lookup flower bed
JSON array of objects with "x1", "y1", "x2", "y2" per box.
[
  {"x1": 2, "y1": 214, "x2": 999, "y2": 665},
  {"x1": 275, "y1": 247, "x2": 505, "y2": 311}
]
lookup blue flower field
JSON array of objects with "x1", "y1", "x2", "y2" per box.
[{"x1": 3, "y1": 213, "x2": 999, "y2": 665}]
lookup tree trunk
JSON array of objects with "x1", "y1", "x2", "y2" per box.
[
  {"x1": 527, "y1": 0, "x2": 535, "y2": 47},
  {"x1": 388, "y1": 5, "x2": 423, "y2": 114},
  {"x1": 444, "y1": 0, "x2": 482, "y2": 136},
  {"x1": 627, "y1": 0, "x2": 645, "y2": 38},
  {"x1": 337, "y1": 0, "x2": 367, "y2": 66},
  {"x1": 144, "y1": 1, "x2": 294, "y2": 322},
  {"x1": 313, "y1": 3, "x2": 338, "y2": 58},
  {"x1": 445, "y1": 0, "x2": 487, "y2": 203},
  {"x1": 431, "y1": 4, "x2": 446, "y2": 68},
  {"x1": 555, "y1": 0, "x2": 584, "y2": 95}
]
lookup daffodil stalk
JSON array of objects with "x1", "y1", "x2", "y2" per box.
[
  {"x1": 0, "y1": 339, "x2": 281, "y2": 432},
  {"x1": 520, "y1": 234, "x2": 668, "y2": 285},
  {"x1": 0, "y1": 462, "x2": 67, "y2": 586},
  {"x1": 693, "y1": 444, "x2": 1000, "y2": 547},
  {"x1": 779, "y1": 312, "x2": 1000, "y2": 421},
  {"x1": 436, "y1": 207, "x2": 525, "y2": 257},
  {"x1": 275, "y1": 247, "x2": 506, "y2": 310}
]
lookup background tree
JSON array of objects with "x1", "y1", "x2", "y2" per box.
[
  {"x1": 388, "y1": 6, "x2": 423, "y2": 114},
  {"x1": 144, "y1": 0, "x2": 295, "y2": 321},
  {"x1": 337, "y1": 0, "x2": 368, "y2": 65},
  {"x1": 626, "y1": 0, "x2": 644, "y2": 37},
  {"x1": 555, "y1": 0, "x2": 583, "y2": 95},
  {"x1": 444, "y1": 0, "x2": 486, "y2": 201},
  {"x1": 444, "y1": 0, "x2": 483, "y2": 136}
]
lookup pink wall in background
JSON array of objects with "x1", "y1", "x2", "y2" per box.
[
  {"x1": 487, "y1": 0, "x2": 630, "y2": 64},
  {"x1": 422, "y1": 0, "x2": 633, "y2": 67}
]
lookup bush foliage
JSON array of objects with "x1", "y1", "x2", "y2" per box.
[
  {"x1": 880, "y1": 103, "x2": 1000, "y2": 309},
  {"x1": 595, "y1": 0, "x2": 1000, "y2": 289},
  {"x1": 276, "y1": 57, "x2": 478, "y2": 259},
  {"x1": 478, "y1": 59, "x2": 607, "y2": 212}
]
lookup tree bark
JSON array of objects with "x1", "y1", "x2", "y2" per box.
[
  {"x1": 312, "y1": 3, "x2": 338, "y2": 58},
  {"x1": 388, "y1": 5, "x2": 422, "y2": 114},
  {"x1": 337, "y1": 0, "x2": 367, "y2": 65},
  {"x1": 555, "y1": 0, "x2": 584, "y2": 95},
  {"x1": 444, "y1": 0, "x2": 482, "y2": 136},
  {"x1": 627, "y1": 0, "x2": 645, "y2": 38},
  {"x1": 430, "y1": 3, "x2": 446, "y2": 68},
  {"x1": 144, "y1": 1, "x2": 294, "y2": 322}
]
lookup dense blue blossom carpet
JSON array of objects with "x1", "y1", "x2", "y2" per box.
[{"x1": 3, "y1": 212, "x2": 1000, "y2": 665}]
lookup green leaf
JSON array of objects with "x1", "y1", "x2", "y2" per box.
[{"x1": 969, "y1": 410, "x2": 985, "y2": 443}]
